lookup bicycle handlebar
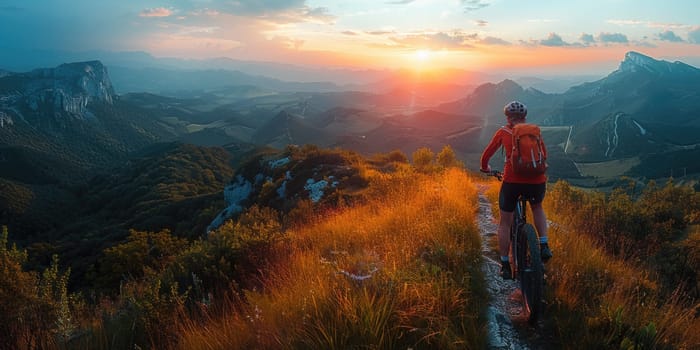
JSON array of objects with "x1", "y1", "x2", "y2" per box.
[{"x1": 484, "y1": 170, "x2": 503, "y2": 181}]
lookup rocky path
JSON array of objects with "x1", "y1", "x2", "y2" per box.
[
  {"x1": 477, "y1": 185, "x2": 532, "y2": 350},
  {"x1": 477, "y1": 184, "x2": 560, "y2": 349}
]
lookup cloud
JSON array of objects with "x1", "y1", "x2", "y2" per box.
[
  {"x1": 540, "y1": 32, "x2": 569, "y2": 46},
  {"x1": 658, "y1": 30, "x2": 683, "y2": 42},
  {"x1": 608, "y1": 19, "x2": 690, "y2": 30},
  {"x1": 175, "y1": 25, "x2": 220, "y2": 36},
  {"x1": 597, "y1": 32, "x2": 628, "y2": 43},
  {"x1": 689, "y1": 27, "x2": 700, "y2": 44},
  {"x1": 294, "y1": 6, "x2": 336, "y2": 25},
  {"x1": 180, "y1": 0, "x2": 307, "y2": 16},
  {"x1": 474, "y1": 20, "x2": 488, "y2": 27},
  {"x1": 0, "y1": 0, "x2": 332, "y2": 63},
  {"x1": 390, "y1": 31, "x2": 477, "y2": 49},
  {"x1": 580, "y1": 33, "x2": 595, "y2": 45},
  {"x1": 576, "y1": 31, "x2": 657, "y2": 47},
  {"x1": 141, "y1": 12, "x2": 315, "y2": 60},
  {"x1": 367, "y1": 30, "x2": 396, "y2": 35},
  {"x1": 167, "y1": 1, "x2": 334, "y2": 25},
  {"x1": 462, "y1": 0, "x2": 490, "y2": 12},
  {"x1": 480, "y1": 36, "x2": 510, "y2": 45},
  {"x1": 342, "y1": 30, "x2": 359, "y2": 36},
  {"x1": 647, "y1": 22, "x2": 690, "y2": 30},
  {"x1": 635, "y1": 40, "x2": 657, "y2": 48},
  {"x1": 607, "y1": 19, "x2": 646, "y2": 26},
  {"x1": 140, "y1": 7, "x2": 174, "y2": 18},
  {"x1": 385, "y1": 31, "x2": 510, "y2": 48}
]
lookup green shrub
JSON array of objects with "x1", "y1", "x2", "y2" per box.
[
  {"x1": 412, "y1": 147, "x2": 435, "y2": 173},
  {"x1": 0, "y1": 227, "x2": 77, "y2": 349},
  {"x1": 436, "y1": 145, "x2": 461, "y2": 169},
  {"x1": 94, "y1": 229, "x2": 189, "y2": 292}
]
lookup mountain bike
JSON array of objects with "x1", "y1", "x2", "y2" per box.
[{"x1": 488, "y1": 170, "x2": 544, "y2": 324}]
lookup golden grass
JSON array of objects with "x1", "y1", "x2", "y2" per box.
[
  {"x1": 542, "y1": 185, "x2": 700, "y2": 348},
  {"x1": 176, "y1": 168, "x2": 488, "y2": 349},
  {"x1": 479, "y1": 179, "x2": 700, "y2": 349},
  {"x1": 545, "y1": 223, "x2": 700, "y2": 349}
]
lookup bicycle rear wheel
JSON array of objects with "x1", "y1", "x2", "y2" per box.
[{"x1": 517, "y1": 223, "x2": 543, "y2": 324}]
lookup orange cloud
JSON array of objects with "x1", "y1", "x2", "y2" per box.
[{"x1": 140, "y1": 7, "x2": 173, "y2": 18}]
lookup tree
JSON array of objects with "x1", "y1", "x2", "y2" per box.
[
  {"x1": 386, "y1": 149, "x2": 408, "y2": 163},
  {"x1": 95, "y1": 229, "x2": 189, "y2": 291},
  {"x1": 436, "y1": 145, "x2": 461, "y2": 169},
  {"x1": 0, "y1": 226, "x2": 74, "y2": 348},
  {"x1": 412, "y1": 147, "x2": 435, "y2": 173}
]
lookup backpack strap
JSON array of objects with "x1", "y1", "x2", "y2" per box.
[{"x1": 500, "y1": 126, "x2": 512, "y2": 160}]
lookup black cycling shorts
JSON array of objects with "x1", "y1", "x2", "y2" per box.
[{"x1": 499, "y1": 182, "x2": 547, "y2": 212}]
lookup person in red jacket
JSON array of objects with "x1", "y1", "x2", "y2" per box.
[{"x1": 480, "y1": 101, "x2": 553, "y2": 280}]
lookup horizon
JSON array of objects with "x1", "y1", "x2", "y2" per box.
[{"x1": 1, "y1": 1, "x2": 700, "y2": 76}]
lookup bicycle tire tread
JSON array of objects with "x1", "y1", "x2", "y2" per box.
[{"x1": 520, "y1": 223, "x2": 544, "y2": 324}]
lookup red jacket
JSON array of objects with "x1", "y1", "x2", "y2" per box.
[{"x1": 481, "y1": 125, "x2": 547, "y2": 184}]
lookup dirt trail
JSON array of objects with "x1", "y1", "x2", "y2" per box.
[
  {"x1": 477, "y1": 182, "x2": 565, "y2": 350},
  {"x1": 477, "y1": 185, "x2": 529, "y2": 349}
]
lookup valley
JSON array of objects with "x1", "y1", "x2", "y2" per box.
[
  {"x1": 1, "y1": 51, "x2": 699, "y2": 244},
  {"x1": 2, "y1": 1, "x2": 700, "y2": 348},
  {"x1": 0, "y1": 50, "x2": 699, "y2": 350}
]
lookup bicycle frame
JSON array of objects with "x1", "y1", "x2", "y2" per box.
[
  {"x1": 510, "y1": 197, "x2": 527, "y2": 275},
  {"x1": 487, "y1": 170, "x2": 544, "y2": 324}
]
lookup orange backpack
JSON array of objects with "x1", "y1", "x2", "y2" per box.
[{"x1": 510, "y1": 123, "x2": 547, "y2": 177}]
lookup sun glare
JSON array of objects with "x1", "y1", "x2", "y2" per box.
[{"x1": 415, "y1": 49, "x2": 431, "y2": 62}]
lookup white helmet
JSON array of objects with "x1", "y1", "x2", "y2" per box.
[{"x1": 504, "y1": 101, "x2": 527, "y2": 119}]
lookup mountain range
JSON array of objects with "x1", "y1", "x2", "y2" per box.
[
  {"x1": 2, "y1": 47, "x2": 699, "y2": 350},
  {"x1": 2, "y1": 52, "x2": 699, "y2": 183},
  {"x1": 1, "y1": 51, "x2": 699, "y2": 242}
]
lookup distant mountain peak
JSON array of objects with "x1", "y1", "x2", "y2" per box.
[
  {"x1": 57, "y1": 60, "x2": 106, "y2": 71},
  {"x1": 496, "y1": 79, "x2": 522, "y2": 89},
  {"x1": 618, "y1": 51, "x2": 699, "y2": 76},
  {"x1": 624, "y1": 51, "x2": 656, "y2": 64},
  {"x1": 619, "y1": 51, "x2": 662, "y2": 73},
  {"x1": 18, "y1": 61, "x2": 117, "y2": 109},
  {"x1": 471, "y1": 79, "x2": 524, "y2": 96},
  {"x1": 0, "y1": 60, "x2": 118, "y2": 125}
]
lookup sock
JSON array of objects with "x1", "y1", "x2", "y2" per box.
[
  {"x1": 539, "y1": 236, "x2": 548, "y2": 244},
  {"x1": 501, "y1": 256, "x2": 509, "y2": 263}
]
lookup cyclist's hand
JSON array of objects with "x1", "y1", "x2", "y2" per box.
[
  {"x1": 480, "y1": 166, "x2": 492, "y2": 173},
  {"x1": 485, "y1": 169, "x2": 503, "y2": 181}
]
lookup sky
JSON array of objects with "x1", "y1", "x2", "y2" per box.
[{"x1": 1, "y1": 0, "x2": 700, "y2": 75}]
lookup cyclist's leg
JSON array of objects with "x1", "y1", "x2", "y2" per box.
[
  {"x1": 498, "y1": 183, "x2": 518, "y2": 258},
  {"x1": 528, "y1": 182, "x2": 552, "y2": 260},
  {"x1": 523, "y1": 182, "x2": 547, "y2": 239},
  {"x1": 530, "y1": 202, "x2": 547, "y2": 240},
  {"x1": 497, "y1": 211, "x2": 514, "y2": 279},
  {"x1": 498, "y1": 210, "x2": 514, "y2": 257}
]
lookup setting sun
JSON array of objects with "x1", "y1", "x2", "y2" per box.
[{"x1": 415, "y1": 49, "x2": 431, "y2": 62}]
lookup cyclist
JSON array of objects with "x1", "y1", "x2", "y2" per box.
[{"x1": 480, "y1": 101, "x2": 553, "y2": 280}]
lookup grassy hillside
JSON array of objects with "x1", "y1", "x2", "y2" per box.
[
  {"x1": 628, "y1": 148, "x2": 700, "y2": 179},
  {"x1": 74, "y1": 142, "x2": 234, "y2": 237},
  {"x1": 483, "y1": 178, "x2": 700, "y2": 349},
  {"x1": 176, "y1": 167, "x2": 485, "y2": 349},
  {"x1": 1, "y1": 151, "x2": 488, "y2": 349},
  {"x1": 0, "y1": 178, "x2": 77, "y2": 242},
  {"x1": 3, "y1": 145, "x2": 699, "y2": 349}
]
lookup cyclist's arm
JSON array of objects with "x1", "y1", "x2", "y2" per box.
[
  {"x1": 540, "y1": 134, "x2": 547, "y2": 157},
  {"x1": 480, "y1": 130, "x2": 503, "y2": 172}
]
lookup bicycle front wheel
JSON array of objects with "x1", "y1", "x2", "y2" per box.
[{"x1": 517, "y1": 223, "x2": 544, "y2": 324}]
